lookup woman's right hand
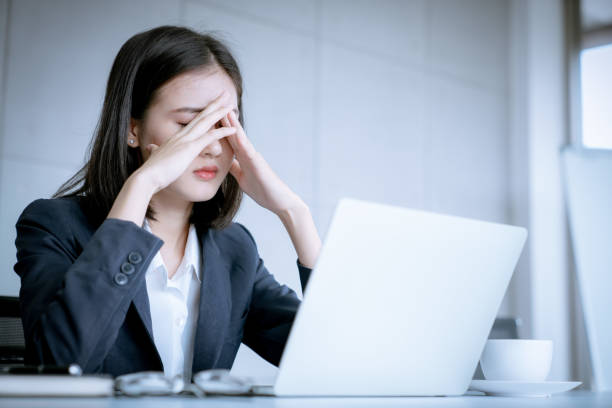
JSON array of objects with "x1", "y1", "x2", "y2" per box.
[
  {"x1": 135, "y1": 91, "x2": 237, "y2": 194},
  {"x1": 107, "y1": 91, "x2": 236, "y2": 225}
]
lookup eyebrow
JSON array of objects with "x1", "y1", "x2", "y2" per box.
[{"x1": 173, "y1": 107, "x2": 239, "y2": 116}]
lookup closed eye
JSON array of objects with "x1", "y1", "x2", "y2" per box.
[{"x1": 178, "y1": 121, "x2": 223, "y2": 128}]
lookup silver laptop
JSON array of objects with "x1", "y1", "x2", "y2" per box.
[{"x1": 252, "y1": 198, "x2": 527, "y2": 397}]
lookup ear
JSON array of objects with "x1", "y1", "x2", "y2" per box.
[{"x1": 128, "y1": 118, "x2": 141, "y2": 147}]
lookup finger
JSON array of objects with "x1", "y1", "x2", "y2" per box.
[
  {"x1": 181, "y1": 103, "x2": 230, "y2": 137},
  {"x1": 227, "y1": 110, "x2": 256, "y2": 157},
  {"x1": 144, "y1": 143, "x2": 159, "y2": 160},
  {"x1": 191, "y1": 126, "x2": 236, "y2": 150},
  {"x1": 184, "y1": 105, "x2": 234, "y2": 142},
  {"x1": 228, "y1": 110, "x2": 250, "y2": 142},
  {"x1": 145, "y1": 143, "x2": 159, "y2": 153},
  {"x1": 227, "y1": 110, "x2": 241, "y2": 131},
  {"x1": 180, "y1": 91, "x2": 231, "y2": 134},
  {"x1": 221, "y1": 114, "x2": 232, "y2": 128},
  {"x1": 225, "y1": 130, "x2": 240, "y2": 154},
  {"x1": 229, "y1": 158, "x2": 242, "y2": 180},
  {"x1": 196, "y1": 91, "x2": 230, "y2": 120},
  {"x1": 221, "y1": 115, "x2": 237, "y2": 151},
  {"x1": 189, "y1": 90, "x2": 229, "y2": 123}
]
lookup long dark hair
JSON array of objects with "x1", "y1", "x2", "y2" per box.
[{"x1": 55, "y1": 26, "x2": 243, "y2": 229}]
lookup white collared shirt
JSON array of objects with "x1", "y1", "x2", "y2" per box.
[{"x1": 143, "y1": 219, "x2": 202, "y2": 382}]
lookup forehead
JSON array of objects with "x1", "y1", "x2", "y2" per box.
[{"x1": 153, "y1": 68, "x2": 238, "y2": 110}]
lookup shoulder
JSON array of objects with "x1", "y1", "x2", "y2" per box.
[
  {"x1": 20, "y1": 196, "x2": 83, "y2": 218},
  {"x1": 211, "y1": 221, "x2": 257, "y2": 249},
  {"x1": 17, "y1": 196, "x2": 91, "y2": 236},
  {"x1": 209, "y1": 221, "x2": 260, "y2": 262}
]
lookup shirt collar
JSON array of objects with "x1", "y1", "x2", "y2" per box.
[
  {"x1": 183, "y1": 223, "x2": 202, "y2": 283},
  {"x1": 142, "y1": 219, "x2": 202, "y2": 284}
]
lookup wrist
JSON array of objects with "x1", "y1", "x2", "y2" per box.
[
  {"x1": 129, "y1": 169, "x2": 157, "y2": 199},
  {"x1": 106, "y1": 171, "x2": 155, "y2": 225},
  {"x1": 277, "y1": 199, "x2": 321, "y2": 269},
  {"x1": 276, "y1": 198, "x2": 309, "y2": 227}
]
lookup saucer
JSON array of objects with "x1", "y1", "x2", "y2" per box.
[{"x1": 469, "y1": 380, "x2": 582, "y2": 397}]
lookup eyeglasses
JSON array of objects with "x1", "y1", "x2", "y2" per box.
[
  {"x1": 115, "y1": 369, "x2": 253, "y2": 397},
  {"x1": 193, "y1": 369, "x2": 253, "y2": 395},
  {"x1": 115, "y1": 371, "x2": 201, "y2": 397}
]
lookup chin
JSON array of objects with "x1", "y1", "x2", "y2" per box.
[
  {"x1": 185, "y1": 188, "x2": 221, "y2": 203},
  {"x1": 163, "y1": 182, "x2": 218, "y2": 203},
  {"x1": 166, "y1": 174, "x2": 226, "y2": 203}
]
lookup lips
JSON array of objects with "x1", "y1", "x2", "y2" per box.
[
  {"x1": 193, "y1": 165, "x2": 218, "y2": 181},
  {"x1": 194, "y1": 165, "x2": 218, "y2": 172}
]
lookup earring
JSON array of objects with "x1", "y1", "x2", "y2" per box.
[{"x1": 129, "y1": 139, "x2": 135, "y2": 145}]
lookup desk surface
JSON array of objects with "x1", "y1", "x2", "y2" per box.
[{"x1": 0, "y1": 391, "x2": 611, "y2": 408}]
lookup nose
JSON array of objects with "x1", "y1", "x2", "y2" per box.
[{"x1": 201, "y1": 137, "x2": 223, "y2": 157}]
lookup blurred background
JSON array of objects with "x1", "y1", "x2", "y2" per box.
[{"x1": 0, "y1": 0, "x2": 610, "y2": 389}]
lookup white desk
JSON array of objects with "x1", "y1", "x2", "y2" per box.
[{"x1": 0, "y1": 392, "x2": 610, "y2": 408}]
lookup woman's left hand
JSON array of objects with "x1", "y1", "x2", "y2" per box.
[
  {"x1": 222, "y1": 111, "x2": 302, "y2": 216},
  {"x1": 223, "y1": 111, "x2": 322, "y2": 268}
]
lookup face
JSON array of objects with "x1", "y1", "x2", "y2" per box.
[{"x1": 131, "y1": 68, "x2": 239, "y2": 205}]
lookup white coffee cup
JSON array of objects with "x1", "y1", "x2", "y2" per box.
[{"x1": 480, "y1": 339, "x2": 553, "y2": 382}]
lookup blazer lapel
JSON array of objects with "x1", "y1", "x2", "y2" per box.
[
  {"x1": 192, "y1": 226, "x2": 232, "y2": 373},
  {"x1": 132, "y1": 278, "x2": 155, "y2": 345}
]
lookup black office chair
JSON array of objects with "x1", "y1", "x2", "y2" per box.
[
  {"x1": 472, "y1": 316, "x2": 522, "y2": 379},
  {"x1": 0, "y1": 296, "x2": 25, "y2": 366}
]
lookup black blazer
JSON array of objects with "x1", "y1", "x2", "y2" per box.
[{"x1": 13, "y1": 196, "x2": 311, "y2": 377}]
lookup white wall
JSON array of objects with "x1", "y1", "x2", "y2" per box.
[
  {"x1": 0, "y1": 0, "x2": 185, "y2": 295},
  {"x1": 0, "y1": 0, "x2": 513, "y2": 380},
  {"x1": 526, "y1": 0, "x2": 571, "y2": 382},
  {"x1": 507, "y1": 0, "x2": 573, "y2": 382},
  {"x1": 0, "y1": 0, "x2": 11, "y2": 292}
]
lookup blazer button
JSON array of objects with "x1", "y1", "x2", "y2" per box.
[
  {"x1": 128, "y1": 251, "x2": 143, "y2": 264},
  {"x1": 121, "y1": 262, "x2": 135, "y2": 275},
  {"x1": 114, "y1": 272, "x2": 128, "y2": 286}
]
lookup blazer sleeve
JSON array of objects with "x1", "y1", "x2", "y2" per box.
[
  {"x1": 14, "y1": 199, "x2": 163, "y2": 372},
  {"x1": 236, "y1": 224, "x2": 312, "y2": 367}
]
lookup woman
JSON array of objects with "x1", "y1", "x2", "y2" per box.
[{"x1": 13, "y1": 26, "x2": 321, "y2": 381}]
